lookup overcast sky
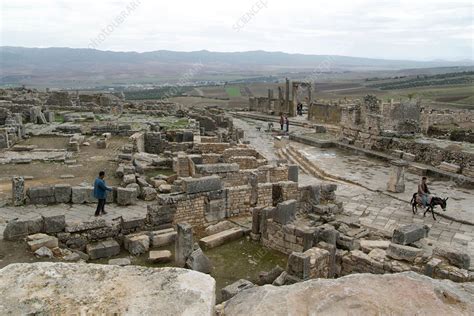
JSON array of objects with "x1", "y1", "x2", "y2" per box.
[{"x1": 1, "y1": 0, "x2": 473, "y2": 61}]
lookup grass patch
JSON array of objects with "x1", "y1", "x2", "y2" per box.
[{"x1": 225, "y1": 86, "x2": 241, "y2": 97}]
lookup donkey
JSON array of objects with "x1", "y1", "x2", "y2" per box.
[{"x1": 411, "y1": 193, "x2": 448, "y2": 220}]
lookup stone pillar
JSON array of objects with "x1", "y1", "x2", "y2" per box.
[
  {"x1": 308, "y1": 84, "x2": 312, "y2": 104},
  {"x1": 285, "y1": 78, "x2": 290, "y2": 113},
  {"x1": 288, "y1": 165, "x2": 298, "y2": 182},
  {"x1": 175, "y1": 223, "x2": 194, "y2": 267},
  {"x1": 249, "y1": 172, "x2": 258, "y2": 206},
  {"x1": 387, "y1": 160, "x2": 408, "y2": 193},
  {"x1": 12, "y1": 176, "x2": 25, "y2": 206},
  {"x1": 251, "y1": 208, "x2": 261, "y2": 241},
  {"x1": 291, "y1": 83, "x2": 298, "y2": 117}
]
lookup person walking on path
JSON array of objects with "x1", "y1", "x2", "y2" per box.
[
  {"x1": 285, "y1": 115, "x2": 290, "y2": 133},
  {"x1": 280, "y1": 114, "x2": 284, "y2": 130},
  {"x1": 93, "y1": 171, "x2": 113, "y2": 216}
]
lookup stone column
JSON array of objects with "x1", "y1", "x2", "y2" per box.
[
  {"x1": 12, "y1": 176, "x2": 25, "y2": 206},
  {"x1": 291, "y1": 83, "x2": 298, "y2": 116},
  {"x1": 285, "y1": 78, "x2": 290, "y2": 113},
  {"x1": 175, "y1": 223, "x2": 194, "y2": 267},
  {"x1": 387, "y1": 160, "x2": 408, "y2": 193}
]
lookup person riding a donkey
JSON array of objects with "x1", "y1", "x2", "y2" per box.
[
  {"x1": 411, "y1": 176, "x2": 448, "y2": 220},
  {"x1": 418, "y1": 176, "x2": 431, "y2": 206}
]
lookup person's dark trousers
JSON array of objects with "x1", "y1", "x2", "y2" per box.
[
  {"x1": 280, "y1": 124, "x2": 283, "y2": 130},
  {"x1": 95, "y1": 199, "x2": 106, "y2": 216}
]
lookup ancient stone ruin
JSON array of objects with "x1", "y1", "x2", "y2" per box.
[{"x1": 0, "y1": 86, "x2": 472, "y2": 314}]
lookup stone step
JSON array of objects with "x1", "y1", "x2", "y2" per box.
[
  {"x1": 26, "y1": 233, "x2": 58, "y2": 252},
  {"x1": 150, "y1": 229, "x2": 177, "y2": 247},
  {"x1": 149, "y1": 250, "x2": 172, "y2": 263},
  {"x1": 86, "y1": 239, "x2": 120, "y2": 260},
  {"x1": 199, "y1": 227, "x2": 244, "y2": 249}
]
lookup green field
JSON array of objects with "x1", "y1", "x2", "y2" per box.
[{"x1": 225, "y1": 86, "x2": 241, "y2": 97}]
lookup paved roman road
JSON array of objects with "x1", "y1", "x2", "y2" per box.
[{"x1": 233, "y1": 116, "x2": 474, "y2": 270}]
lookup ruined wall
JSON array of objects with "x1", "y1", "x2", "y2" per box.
[
  {"x1": 195, "y1": 143, "x2": 231, "y2": 154},
  {"x1": 421, "y1": 108, "x2": 474, "y2": 134},
  {"x1": 227, "y1": 185, "x2": 252, "y2": 216},
  {"x1": 381, "y1": 100, "x2": 421, "y2": 134},
  {"x1": 308, "y1": 103, "x2": 341, "y2": 124}
]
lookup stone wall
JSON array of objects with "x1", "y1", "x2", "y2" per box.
[
  {"x1": 421, "y1": 108, "x2": 474, "y2": 134},
  {"x1": 308, "y1": 103, "x2": 341, "y2": 124},
  {"x1": 226, "y1": 185, "x2": 252, "y2": 216},
  {"x1": 90, "y1": 123, "x2": 132, "y2": 136},
  {"x1": 129, "y1": 132, "x2": 145, "y2": 153},
  {"x1": 195, "y1": 142, "x2": 231, "y2": 154}
]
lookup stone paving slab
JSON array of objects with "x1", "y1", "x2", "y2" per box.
[{"x1": 234, "y1": 116, "x2": 474, "y2": 271}]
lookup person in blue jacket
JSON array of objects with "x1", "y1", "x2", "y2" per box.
[{"x1": 93, "y1": 171, "x2": 112, "y2": 216}]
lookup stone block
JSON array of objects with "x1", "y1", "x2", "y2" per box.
[
  {"x1": 140, "y1": 187, "x2": 157, "y2": 201},
  {"x1": 274, "y1": 200, "x2": 296, "y2": 225},
  {"x1": 11, "y1": 176, "x2": 25, "y2": 206},
  {"x1": 116, "y1": 187, "x2": 138, "y2": 206},
  {"x1": 122, "y1": 174, "x2": 136, "y2": 185},
  {"x1": 108, "y1": 258, "x2": 131, "y2": 266},
  {"x1": 433, "y1": 245, "x2": 470, "y2": 270},
  {"x1": 424, "y1": 258, "x2": 442, "y2": 277},
  {"x1": 360, "y1": 240, "x2": 391, "y2": 253},
  {"x1": 392, "y1": 224, "x2": 430, "y2": 245},
  {"x1": 121, "y1": 215, "x2": 145, "y2": 230},
  {"x1": 304, "y1": 247, "x2": 330, "y2": 279},
  {"x1": 182, "y1": 175, "x2": 222, "y2": 194},
  {"x1": 151, "y1": 231, "x2": 177, "y2": 247},
  {"x1": 86, "y1": 239, "x2": 120, "y2": 260},
  {"x1": 316, "y1": 225, "x2": 339, "y2": 246},
  {"x1": 3, "y1": 219, "x2": 29, "y2": 241},
  {"x1": 199, "y1": 227, "x2": 244, "y2": 250},
  {"x1": 439, "y1": 162, "x2": 461, "y2": 174},
  {"x1": 205, "y1": 199, "x2": 226, "y2": 222},
  {"x1": 205, "y1": 221, "x2": 235, "y2": 236},
  {"x1": 147, "y1": 205, "x2": 175, "y2": 226},
  {"x1": 25, "y1": 216, "x2": 44, "y2": 234},
  {"x1": 195, "y1": 163, "x2": 239, "y2": 174},
  {"x1": 26, "y1": 233, "x2": 58, "y2": 251},
  {"x1": 221, "y1": 279, "x2": 254, "y2": 301},
  {"x1": 186, "y1": 248, "x2": 213, "y2": 274},
  {"x1": 258, "y1": 266, "x2": 284, "y2": 285},
  {"x1": 337, "y1": 234, "x2": 360, "y2": 251},
  {"x1": 71, "y1": 186, "x2": 95, "y2": 204},
  {"x1": 43, "y1": 214, "x2": 66, "y2": 233},
  {"x1": 27, "y1": 186, "x2": 55, "y2": 205},
  {"x1": 288, "y1": 165, "x2": 298, "y2": 182},
  {"x1": 54, "y1": 184, "x2": 72, "y2": 203},
  {"x1": 149, "y1": 250, "x2": 172, "y2": 263},
  {"x1": 124, "y1": 234, "x2": 150, "y2": 256},
  {"x1": 175, "y1": 223, "x2": 194, "y2": 267},
  {"x1": 183, "y1": 131, "x2": 194, "y2": 142},
  {"x1": 35, "y1": 246, "x2": 53, "y2": 258},
  {"x1": 386, "y1": 243, "x2": 423, "y2": 262},
  {"x1": 65, "y1": 219, "x2": 106, "y2": 233},
  {"x1": 286, "y1": 251, "x2": 310, "y2": 280}
]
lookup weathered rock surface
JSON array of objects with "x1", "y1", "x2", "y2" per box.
[
  {"x1": 186, "y1": 248, "x2": 213, "y2": 274},
  {"x1": 0, "y1": 263, "x2": 215, "y2": 315},
  {"x1": 222, "y1": 272, "x2": 474, "y2": 315}
]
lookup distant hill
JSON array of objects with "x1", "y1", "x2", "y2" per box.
[{"x1": 1, "y1": 46, "x2": 472, "y2": 88}]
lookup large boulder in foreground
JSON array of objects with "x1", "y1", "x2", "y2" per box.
[
  {"x1": 0, "y1": 262, "x2": 215, "y2": 315},
  {"x1": 222, "y1": 272, "x2": 474, "y2": 315}
]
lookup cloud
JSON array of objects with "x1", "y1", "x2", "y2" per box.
[{"x1": 0, "y1": 0, "x2": 472, "y2": 60}]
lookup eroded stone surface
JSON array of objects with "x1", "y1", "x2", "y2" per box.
[
  {"x1": 0, "y1": 262, "x2": 215, "y2": 315},
  {"x1": 222, "y1": 272, "x2": 474, "y2": 315}
]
